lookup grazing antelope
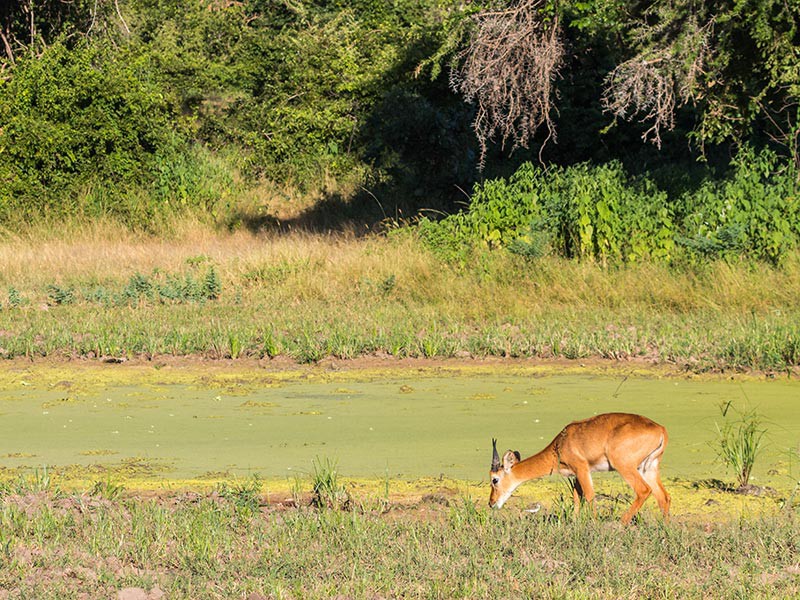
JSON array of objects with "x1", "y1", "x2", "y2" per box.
[{"x1": 489, "y1": 412, "x2": 670, "y2": 524}]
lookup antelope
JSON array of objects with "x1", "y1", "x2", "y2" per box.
[{"x1": 489, "y1": 412, "x2": 670, "y2": 524}]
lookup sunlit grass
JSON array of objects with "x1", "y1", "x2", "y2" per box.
[
  {"x1": 0, "y1": 485, "x2": 797, "y2": 598},
  {"x1": 0, "y1": 224, "x2": 799, "y2": 369}
]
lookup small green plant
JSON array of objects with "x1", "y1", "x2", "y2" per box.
[
  {"x1": 216, "y1": 475, "x2": 263, "y2": 513},
  {"x1": 46, "y1": 284, "x2": 75, "y2": 305},
  {"x1": 550, "y1": 478, "x2": 580, "y2": 522},
  {"x1": 186, "y1": 255, "x2": 210, "y2": 267},
  {"x1": 203, "y1": 266, "x2": 221, "y2": 300},
  {"x1": 311, "y1": 457, "x2": 349, "y2": 510},
  {"x1": 7, "y1": 287, "x2": 22, "y2": 308},
  {"x1": 507, "y1": 223, "x2": 551, "y2": 259},
  {"x1": 89, "y1": 479, "x2": 125, "y2": 500},
  {"x1": 228, "y1": 333, "x2": 242, "y2": 359},
  {"x1": 714, "y1": 401, "x2": 767, "y2": 488},
  {"x1": 261, "y1": 330, "x2": 281, "y2": 359},
  {"x1": 449, "y1": 494, "x2": 486, "y2": 527},
  {"x1": 380, "y1": 274, "x2": 397, "y2": 295},
  {"x1": 121, "y1": 273, "x2": 155, "y2": 304},
  {"x1": 3, "y1": 466, "x2": 60, "y2": 496}
]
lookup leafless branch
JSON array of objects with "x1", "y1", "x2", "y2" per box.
[
  {"x1": 114, "y1": 0, "x2": 129, "y2": 35},
  {"x1": 602, "y1": 12, "x2": 714, "y2": 147},
  {"x1": 450, "y1": 0, "x2": 565, "y2": 168},
  {"x1": 0, "y1": 29, "x2": 14, "y2": 64}
]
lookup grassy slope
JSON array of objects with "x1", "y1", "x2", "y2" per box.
[{"x1": 0, "y1": 224, "x2": 799, "y2": 371}]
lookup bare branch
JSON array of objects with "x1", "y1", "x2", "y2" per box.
[
  {"x1": 114, "y1": 0, "x2": 130, "y2": 35},
  {"x1": 451, "y1": 0, "x2": 565, "y2": 168},
  {"x1": 602, "y1": 10, "x2": 714, "y2": 147},
  {"x1": 0, "y1": 29, "x2": 14, "y2": 64}
]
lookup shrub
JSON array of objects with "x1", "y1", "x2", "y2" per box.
[
  {"x1": 678, "y1": 147, "x2": 800, "y2": 264},
  {"x1": 417, "y1": 148, "x2": 799, "y2": 265},
  {"x1": 311, "y1": 456, "x2": 350, "y2": 510},
  {"x1": 416, "y1": 160, "x2": 674, "y2": 263},
  {"x1": 0, "y1": 41, "x2": 230, "y2": 227}
]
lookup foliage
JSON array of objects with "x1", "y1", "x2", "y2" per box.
[
  {"x1": 449, "y1": 0, "x2": 800, "y2": 163},
  {"x1": 311, "y1": 456, "x2": 350, "y2": 509},
  {"x1": 1, "y1": 0, "x2": 798, "y2": 232},
  {"x1": 714, "y1": 401, "x2": 767, "y2": 488},
  {"x1": 677, "y1": 147, "x2": 800, "y2": 264},
  {"x1": 418, "y1": 146, "x2": 798, "y2": 265},
  {"x1": 417, "y1": 160, "x2": 674, "y2": 264},
  {"x1": 215, "y1": 475, "x2": 263, "y2": 514},
  {"x1": 0, "y1": 40, "x2": 232, "y2": 226},
  {"x1": 0, "y1": 0, "x2": 125, "y2": 63}
]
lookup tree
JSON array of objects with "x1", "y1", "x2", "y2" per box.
[{"x1": 451, "y1": 0, "x2": 800, "y2": 165}]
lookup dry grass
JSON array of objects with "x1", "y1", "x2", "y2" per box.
[
  {"x1": 2, "y1": 224, "x2": 800, "y2": 314},
  {"x1": 0, "y1": 224, "x2": 799, "y2": 368}
]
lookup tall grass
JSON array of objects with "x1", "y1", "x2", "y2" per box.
[
  {"x1": 715, "y1": 403, "x2": 767, "y2": 488},
  {"x1": 0, "y1": 227, "x2": 799, "y2": 370}
]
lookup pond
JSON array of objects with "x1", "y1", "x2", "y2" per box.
[{"x1": 0, "y1": 365, "x2": 797, "y2": 488}]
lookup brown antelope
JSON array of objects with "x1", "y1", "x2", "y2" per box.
[{"x1": 489, "y1": 412, "x2": 670, "y2": 524}]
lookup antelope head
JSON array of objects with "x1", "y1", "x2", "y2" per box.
[{"x1": 488, "y1": 438, "x2": 521, "y2": 508}]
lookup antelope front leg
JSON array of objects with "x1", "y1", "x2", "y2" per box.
[
  {"x1": 571, "y1": 478, "x2": 583, "y2": 517},
  {"x1": 574, "y1": 467, "x2": 596, "y2": 518}
]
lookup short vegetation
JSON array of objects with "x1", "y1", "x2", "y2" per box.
[
  {"x1": 0, "y1": 487, "x2": 798, "y2": 598},
  {"x1": 715, "y1": 402, "x2": 767, "y2": 489}
]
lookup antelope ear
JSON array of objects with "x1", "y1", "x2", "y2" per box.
[{"x1": 503, "y1": 450, "x2": 520, "y2": 471}]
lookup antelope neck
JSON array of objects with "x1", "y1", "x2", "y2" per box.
[{"x1": 511, "y1": 446, "x2": 559, "y2": 481}]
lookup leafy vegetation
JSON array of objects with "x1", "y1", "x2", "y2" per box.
[
  {"x1": 0, "y1": 0, "x2": 797, "y2": 236},
  {"x1": 311, "y1": 457, "x2": 350, "y2": 510},
  {"x1": 416, "y1": 146, "x2": 798, "y2": 264},
  {"x1": 714, "y1": 402, "x2": 767, "y2": 489}
]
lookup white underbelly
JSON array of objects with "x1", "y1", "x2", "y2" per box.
[
  {"x1": 559, "y1": 458, "x2": 613, "y2": 476},
  {"x1": 590, "y1": 458, "x2": 612, "y2": 472}
]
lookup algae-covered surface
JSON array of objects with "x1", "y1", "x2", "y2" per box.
[{"x1": 0, "y1": 362, "x2": 798, "y2": 493}]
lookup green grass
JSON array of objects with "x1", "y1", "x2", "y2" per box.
[
  {"x1": 0, "y1": 489, "x2": 797, "y2": 598},
  {"x1": 1, "y1": 300, "x2": 798, "y2": 371},
  {"x1": 0, "y1": 229, "x2": 799, "y2": 371}
]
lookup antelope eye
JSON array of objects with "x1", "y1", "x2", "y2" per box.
[{"x1": 491, "y1": 477, "x2": 500, "y2": 485}]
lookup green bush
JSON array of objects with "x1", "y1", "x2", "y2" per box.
[
  {"x1": 416, "y1": 161, "x2": 675, "y2": 264},
  {"x1": 417, "y1": 148, "x2": 799, "y2": 265},
  {"x1": 0, "y1": 41, "x2": 231, "y2": 227},
  {"x1": 678, "y1": 147, "x2": 800, "y2": 264},
  {"x1": 714, "y1": 402, "x2": 767, "y2": 489}
]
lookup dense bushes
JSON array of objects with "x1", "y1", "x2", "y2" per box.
[
  {"x1": 0, "y1": 0, "x2": 470, "y2": 225},
  {"x1": 0, "y1": 41, "x2": 232, "y2": 227},
  {"x1": 0, "y1": 0, "x2": 798, "y2": 237},
  {"x1": 677, "y1": 148, "x2": 800, "y2": 263},
  {"x1": 416, "y1": 147, "x2": 799, "y2": 264}
]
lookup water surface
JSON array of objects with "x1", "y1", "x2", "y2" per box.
[{"x1": 0, "y1": 369, "x2": 797, "y2": 486}]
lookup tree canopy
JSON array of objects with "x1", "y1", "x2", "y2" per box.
[{"x1": 0, "y1": 0, "x2": 797, "y2": 227}]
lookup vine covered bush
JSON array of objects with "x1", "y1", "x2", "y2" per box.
[{"x1": 0, "y1": 41, "x2": 230, "y2": 226}]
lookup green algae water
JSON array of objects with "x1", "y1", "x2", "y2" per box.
[{"x1": 0, "y1": 366, "x2": 798, "y2": 488}]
